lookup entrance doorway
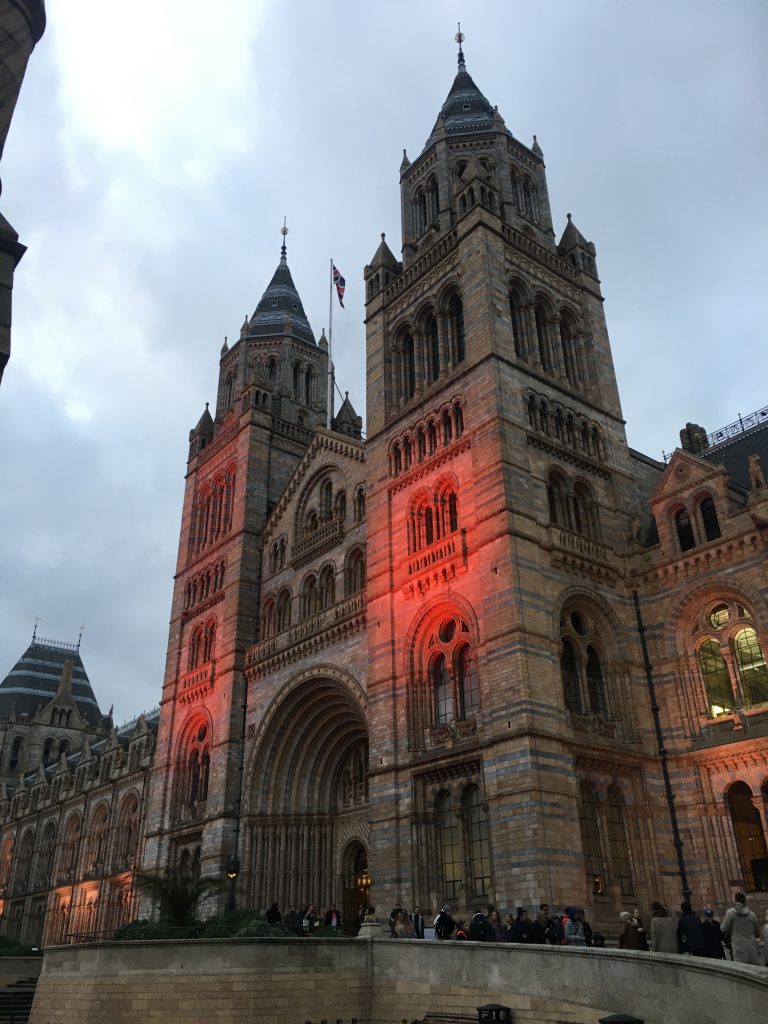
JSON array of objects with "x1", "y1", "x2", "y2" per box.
[
  {"x1": 728, "y1": 782, "x2": 768, "y2": 890},
  {"x1": 341, "y1": 841, "x2": 369, "y2": 935}
]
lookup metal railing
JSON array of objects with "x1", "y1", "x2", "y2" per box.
[{"x1": 664, "y1": 404, "x2": 768, "y2": 462}]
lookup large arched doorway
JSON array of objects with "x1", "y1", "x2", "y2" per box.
[
  {"x1": 728, "y1": 782, "x2": 768, "y2": 891},
  {"x1": 340, "y1": 840, "x2": 369, "y2": 935},
  {"x1": 246, "y1": 674, "x2": 369, "y2": 914}
]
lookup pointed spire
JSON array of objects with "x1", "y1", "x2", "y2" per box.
[
  {"x1": 531, "y1": 134, "x2": 543, "y2": 158},
  {"x1": 318, "y1": 328, "x2": 328, "y2": 352},
  {"x1": 369, "y1": 232, "x2": 401, "y2": 272},
  {"x1": 193, "y1": 402, "x2": 214, "y2": 436},
  {"x1": 248, "y1": 225, "x2": 316, "y2": 345},
  {"x1": 221, "y1": 336, "x2": 229, "y2": 357},
  {"x1": 421, "y1": 28, "x2": 500, "y2": 153},
  {"x1": 400, "y1": 148, "x2": 410, "y2": 173}
]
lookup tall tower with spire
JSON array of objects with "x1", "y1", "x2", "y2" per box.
[
  {"x1": 363, "y1": 35, "x2": 672, "y2": 915},
  {"x1": 144, "y1": 238, "x2": 329, "y2": 880}
]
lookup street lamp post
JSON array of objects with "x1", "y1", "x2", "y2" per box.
[{"x1": 226, "y1": 852, "x2": 239, "y2": 913}]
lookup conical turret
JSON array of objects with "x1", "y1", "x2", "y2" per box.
[{"x1": 247, "y1": 240, "x2": 315, "y2": 346}]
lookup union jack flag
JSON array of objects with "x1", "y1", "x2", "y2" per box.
[{"x1": 333, "y1": 264, "x2": 346, "y2": 308}]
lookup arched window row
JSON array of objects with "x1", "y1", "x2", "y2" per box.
[
  {"x1": 694, "y1": 600, "x2": 768, "y2": 718},
  {"x1": 671, "y1": 494, "x2": 721, "y2": 554},
  {"x1": 299, "y1": 563, "x2": 342, "y2": 619},
  {"x1": 292, "y1": 361, "x2": 317, "y2": 408},
  {"x1": 547, "y1": 471, "x2": 602, "y2": 541},
  {"x1": 526, "y1": 390, "x2": 605, "y2": 461},
  {"x1": 458, "y1": 183, "x2": 497, "y2": 217},
  {"x1": 578, "y1": 782, "x2": 634, "y2": 897},
  {"x1": 301, "y1": 478, "x2": 347, "y2": 537},
  {"x1": 510, "y1": 168, "x2": 540, "y2": 224},
  {"x1": 408, "y1": 482, "x2": 460, "y2": 555},
  {"x1": 567, "y1": 250, "x2": 597, "y2": 276},
  {"x1": 512, "y1": 288, "x2": 590, "y2": 388},
  {"x1": 242, "y1": 386, "x2": 270, "y2": 414},
  {"x1": 268, "y1": 537, "x2": 287, "y2": 575},
  {"x1": 389, "y1": 400, "x2": 465, "y2": 478},
  {"x1": 263, "y1": 549, "x2": 366, "y2": 639},
  {"x1": 187, "y1": 618, "x2": 217, "y2": 671},
  {"x1": 261, "y1": 588, "x2": 294, "y2": 640},
  {"x1": 560, "y1": 608, "x2": 609, "y2": 718},
  {"x1": 390, "y1": 292, "x2": 465, "y2": 408},
  {"x1": 437, "y1": 784, "x2": 491, "y2": 901},
  {"x1": 183, "y1": 559, "x2": 226, "y2": 611},
  {"x1": 411, "y1": 176, "x2": 440, "y2": 237},
  {"x1": 173, "y1": 721, "x2": 211, "y2": 822},
  {"x1": 188, "y1": 464, "x2": 236, "y2": 558}
]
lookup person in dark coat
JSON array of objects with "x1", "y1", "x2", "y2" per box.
[
  {"x1": 677, "y1": 901, "x2": 705, "y2": 956},
  {"x1": 510, "y1": 908, "x2": 533, "y2": 943},
  {"x1": 323, "y1": 903, "x2": 342, "y2": 930},
  {"x1": 265, "y1": 901, "x2": 282, "y2": 926},
  {"x1": 618, "y1": 911, "x2": 647, "y2": 950},
  {"x1": 410, "y1": 906, "x2": 425, "y2": 938},
  {"x1": 700, "y1": 909, "x2": 726, "y2": 959},
  {"x1": 468, "y1": 910, "x2": 495, "y2": 941},
  {"x1": 529, "y1": 904, "x2": 550, "y2": 944}
]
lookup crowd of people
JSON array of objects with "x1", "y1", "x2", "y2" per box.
[
  {"x1": 258, "y1": 891, "x2": 768, "y2": 967},
  {"x1": 264, "y1": 901, "x2": 344, "y2": 933},
  {"x1": 386, "y1": 891, "x2": 768, "y2": 967}
]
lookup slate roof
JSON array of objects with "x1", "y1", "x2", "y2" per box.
[
  {"x1": 0, "y1": 640, "x2": 103, "y2": 727},
  {"x1": 422, "y1": 49, "x2": 507, "y2": 153},
  {"x1": 696, "y1": 417, "x2": 768, "y2": 494},
  {"x1": 248, "y1": 246, "x2": 315, "y2": 346}
]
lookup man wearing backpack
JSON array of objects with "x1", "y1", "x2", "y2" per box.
[{"x1": 433, "y1": 903, "x2": 457, "y2": 940}]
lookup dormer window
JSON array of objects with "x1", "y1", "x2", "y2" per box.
[
  {"x1": 700, "y1": 495, "x2": 721, "y2": 541},
  {"x1": 675, "y1": 508, "x2": 696, "y2": 551}
]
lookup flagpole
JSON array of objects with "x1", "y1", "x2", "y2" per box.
[{"x1": 327, "y1": 258, "x2": 334, "y2": 430}]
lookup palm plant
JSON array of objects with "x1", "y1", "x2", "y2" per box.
[{"x1": 134, "y1": 871, "x2": 226, "y2": 927}]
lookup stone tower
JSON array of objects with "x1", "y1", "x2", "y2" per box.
[
  {"x1": 143, "y1": 242, "x2": 329, "y2": 881},
  {"x1": 363, "y1": 43, "x2": 671, "y2": 916}
]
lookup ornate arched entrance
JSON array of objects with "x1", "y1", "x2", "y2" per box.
[{"x1": 245, "y1": 673, "x2": 369, "y2": 914}]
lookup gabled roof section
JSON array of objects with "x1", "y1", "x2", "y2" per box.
[
  {"x1": 262, "y1": 427, "x2": 364, "y2": 541},
  {"x1": 421, "y1": 48, "x2": 507, "y2": 153},
  {"x1": 649, "y1": 448, "x2": 729, "y2": 508},
  {"x1": 0, "y1": 638, "x2": 102, "y2": 728},
  {"x1": 248, "y1": 243, "x2": 316, "y2": 346}
]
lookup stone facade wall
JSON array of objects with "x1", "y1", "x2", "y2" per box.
[{"x1": 28, "y1": 939, "x2": 768, "y2": 1024}]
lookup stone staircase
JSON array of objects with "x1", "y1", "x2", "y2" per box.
[{"x1": 0, "y1": 977, "x2": 38, "y2": 1024}]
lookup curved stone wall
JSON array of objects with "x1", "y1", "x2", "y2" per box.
[{"x1": 29, "y1": 937, "x2": 768, "y2": 1024}]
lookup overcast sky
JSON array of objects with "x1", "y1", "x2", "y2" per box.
[{"x1": 1, "y1": 0, "x2": 766, "y2": 722}]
